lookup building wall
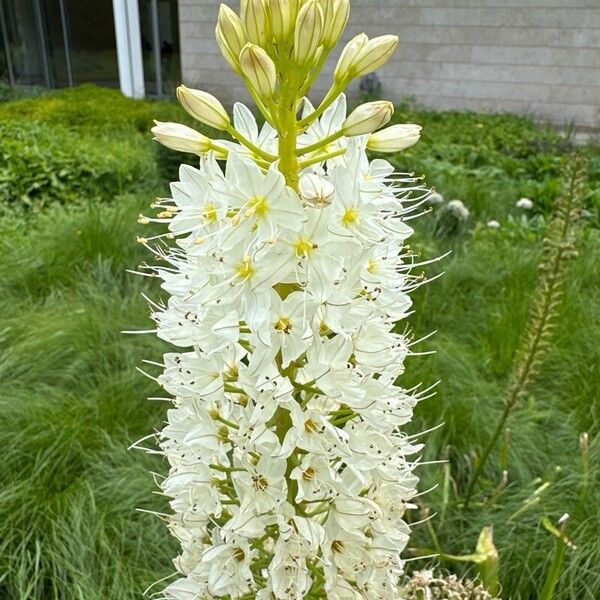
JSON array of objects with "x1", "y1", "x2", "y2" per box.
[{"x1": 178, "y1": 0, "x2": 600, "y2": 128}]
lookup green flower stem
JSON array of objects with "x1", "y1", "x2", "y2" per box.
[
  {"x1": 225, "y1": 124, "x2": 278, "y2": 162},
  {"x1": 296, "y1": 129, "x2": 344, "y2": 156},
  {"x1": 299, "y1": 147, "x2": 347, "y2": 169},
  {"x1": 298, "y1": 83, "x2": 344, "y2": 129}
]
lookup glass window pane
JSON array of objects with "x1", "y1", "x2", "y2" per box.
[
  {"x1": 64, "y1": 0, "x2": 119, "y2": 87},
  {"x1": 2, "y1": 0, "x2": 45, "y2": 85},
  {"x1": 139, "y1": 0, "x2": 180, "y2": 96}
]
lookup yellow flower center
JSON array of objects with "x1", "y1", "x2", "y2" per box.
[
  {"x1": 302, "y1": 466, "x2": 316, "y2": 481},
  {"x1": 203, "y1": 202, "x2": 217, "y2": 223},
  {"x1": 274, "y1": 316, "x2": 292, "y2": 333},
  {"x1": 294, "y1": 238, "x2": 315, "y2": 257},
  {"x1": 305, "y1": 419, "x2": 319, "y2": 433},
  {"x1": 246, "y1": 195, "x2": 269, "y2": 218},
  {"x1": 235, "y1": 255, "x2": 255, "y2": 280},
  {"x1": 342, "y1": 207, "x2": 359, "y2": 227},
  {"x1": 367, "y1": 258, "x2": 377, "y2": 274}
]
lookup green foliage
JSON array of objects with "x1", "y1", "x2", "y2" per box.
[
  {"x1": 0, "y1": 85, "x2": 217, "y2": 211},
  {"x1": 0, "y1": 199, "x2": 176, "y2": 600},
  {"x1": 0, "y1": 121, "x2": 156, "y2": 210},
  {"x1": 386, "y1": 102, "x2": 600, "y2": 225}
]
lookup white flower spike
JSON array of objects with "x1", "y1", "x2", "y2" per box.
[{"x1": 140, "y1": 2, "x2": 436, "y2": 598}]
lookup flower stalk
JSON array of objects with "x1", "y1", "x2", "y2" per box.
[
  {"x1": 463, "y1": 156, "x2": 587, "y2": 509},
  {"x1": 140, "y1": 2, "x2": 432, "y2": 598}
]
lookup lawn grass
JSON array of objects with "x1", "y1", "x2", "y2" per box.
[{"x1": 0, "y1": 86, "x2": 598, "y2": 599}]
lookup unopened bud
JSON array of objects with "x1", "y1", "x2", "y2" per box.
[
  {"x1": 299, "y1": 173, "x2": 335, "y2": 207},
  {"x1": 293, "y1": 0, "x2": 324, "y2": 65},
  {"x1": 321, "y1": 0, "x2": 349, "y2": 49},
  {"x1": 269, "y1": 0, "x2": 298, "y2": 43},
  {"x1": 241, "y1": 0, "x2": 269, "y2": 47},
  {"x1": 176, "y1": 86, "x2": 230, "y2": 130},
  {"x1": 240, "y1": 43, "x2": 277, "y2": 99},
  {"x1": 151, "y1": 121, "x2": 212, "y2": 154},
  {"x1": 367, "y1": 123, "x2": 421, "y2": 152},
  {"x1": 335, "y1": 34, "x2": 398, "y2": 82},
  {"x1": 216, "y1": 4, "x2": 247, "y2": 74},
  {"x1": 334, "y1": 33, "x2": 368, "y2": 83},
  {"x1": 342, "y1": 101, "x2": 394, "y2": 137},
  {"x1": 352, "y1": 35, "x2": 398, "y2": 78}
]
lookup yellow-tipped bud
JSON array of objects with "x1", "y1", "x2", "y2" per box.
[
  {"x1": 334, "y1": 33, "x2": 368, "y2": 83},
  {"x1": 342, "y1": 101, "x2": 394, "y2": 136},
  {"x1": 293, "y1": 0, "x2": 324, "y2": 65},
  {"x1": 240, "y1": 43, "x2": 277, "y2": 100},
  {"x1": 216, "y1": 4, "x2": 247, "y2": 74},
  {"x1": 176, "y1": 86, "x2": 230, "y2": 130},
  {"x1": 151, "y1": 121, "x2": 212, "y2": 154},
  {"x1": 321, "y1": 0, "x2": 349, "y2": 49},
  {"x1": 269, "y1": 0, "x2": 298, "y2": 43},
  {"x1": 241, "y1": 0, "x2": 269, "y2": 47},
  {"x1": 367, "y1": 123, "x2": 422, "y2": 152},
  {"x1": 299, "y1": 173, "x2": 335, "y2": 207},
  {"x1": 352, "y1": 34, "x2": 398, "y2": 78}
]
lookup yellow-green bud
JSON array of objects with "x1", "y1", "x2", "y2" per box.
[
  {"x1": 241, "y1": 0, "x2": 269, "y2": 47},
  {"x1": 342, "y1": 101, "x2": 394, "y2": 136},
  {"x1": 269, "y1": 0, "x2": 298, "y2": 43},
  {"x1": 367, "y1": 123, "x2": 421, "y2": 152},
  {"x1": 240, "y1": 43, "x2": 277, "y2": 100},
  {"x1": 151, "y1": 121, "x2": 212, "y2": 154},
  {"x1": 216, "y1": 4, "x2": 247, "y2": 74},
  {"x1": 293, "y1": 0, "x2": 324, "y2": 65},
  {"x1": 352, "y1": 34, "x2": 398, "y2": 78},
  {"x1": 334, "y1": 33, "x2": 368, "y2": 83},
  {"x1": 321, "y1": 0, "x2": 349, "y2": 49},
  {"x1": 176, "y1": 86, "x2": 230, "y2": 131}
]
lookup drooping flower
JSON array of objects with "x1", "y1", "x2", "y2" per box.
[{"x1": 135, "y1": 2, "x2": 438, "y2": 598}]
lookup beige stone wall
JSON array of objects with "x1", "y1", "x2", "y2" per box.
[{"x1": 178, "y1": 0, "x2": 600, "y2": 128}]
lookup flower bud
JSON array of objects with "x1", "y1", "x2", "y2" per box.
[
  {"x1": 241, "y1": 0, "x2": 269, "y2": 47},
  {"x1": 334, "y1": 33, "x2": 368, "y2": 83},
  {"x1": 240, "y1": 43, "x2": 277, "y2": 100},
  {"x1": 151, "y1": 121, "x2": 212, "y2": 155},
  {"x1": 293, "y1": 0, "x2": 324, "y2": 65},
  {"x1": 216, "y1": 4, "x2": 247, "y2": 74},
  {"x1": 176, "y1": 86, "x2": 230, "y2": 131},
  {"x1": 321, "y1": 0, "x2": 349, "y2": 49},
  {"x1": 367, "y1": 123, "x2": 421, "y2": 152},
  {"x1": 352, "y1": 35, "x2": 398, "y2": 78},
  {"x1": 342, "y1": 101, "x2": 394, "y2": 137},
  {"x1": 299, "y1": 173, "x2": 335, "y2": 207},
  {"x1": 269, "y1": 0, "x2": 298, "y2": 43}
]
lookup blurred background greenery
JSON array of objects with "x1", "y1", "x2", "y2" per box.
[{"x1": 0, "y1": 84, "x2": 598, "y2": 600}]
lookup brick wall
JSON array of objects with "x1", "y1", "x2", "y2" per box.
[{"x1": 178, "y1": 0, "x2": 600, "y2": 128}]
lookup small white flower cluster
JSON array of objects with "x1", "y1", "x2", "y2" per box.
[{"x1": 138, "y1": 96, "x2": 432, "y2": 599}]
